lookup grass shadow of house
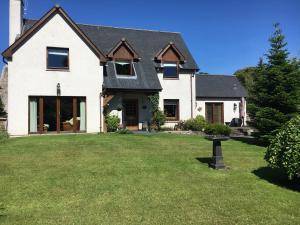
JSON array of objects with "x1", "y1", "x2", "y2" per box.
[{"x1": 252, "y1": 167, "x2": 300, "y2": 192}]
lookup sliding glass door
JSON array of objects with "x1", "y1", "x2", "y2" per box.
[{"x1": 29, "y1": 96, "x2": 86, "y2": 133}]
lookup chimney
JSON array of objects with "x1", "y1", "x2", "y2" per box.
[{"x1": 9, "y1": 0, "x2": 24, "y2": 45}]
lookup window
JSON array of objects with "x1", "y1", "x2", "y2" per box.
[
  {"x1": 47, "y1": 47, "x2": 69, "y2": 70},
  {"x1": 115, "y1": 60, "x2": 134, "y2": 75},
  {"x1": 163, "y1": 62, "x2": 178, "y2": 78},
  {"x1": 164, "y1": 99, "x2": 179, "y2": 121}
]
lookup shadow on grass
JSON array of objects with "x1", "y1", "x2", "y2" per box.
[
  {"x1": 195, "y1": 157, "x2": 211, "y2": 166},
  {"x1": 231, "y1": 136, "x2": 266, "y2": 147},
  {"x1": 252, "y1": 167, "x2": 300, "y2": 192}
]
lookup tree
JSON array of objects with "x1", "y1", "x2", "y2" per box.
[
  {"x1": 247, "y1": 23, "x2": 300, "y2": 141},
  {"x1": 234, "y1": 66, "x2": 257, "y2": 91}
]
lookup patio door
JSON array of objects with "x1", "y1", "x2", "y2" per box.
[
  {"x1": 123, "y1": 99, "x2": 138, "y2": 130},
  {"x1": 205, "y1": 103, "x2": 224, "y2": 124},
  {"x1": 29, "y1": 96, "x2": 86, "y2": 133}
]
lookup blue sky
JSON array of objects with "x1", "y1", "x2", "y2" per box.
[{"x1": 0, "y1": 0, "x2": 299, "y2": 74}]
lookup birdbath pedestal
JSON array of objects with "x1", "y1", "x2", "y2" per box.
[{"x1": 206, "y1": 136, "x2": 230, "y2": 169}]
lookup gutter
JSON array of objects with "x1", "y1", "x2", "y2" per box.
[
  {"x1": 99, "y1": 92, "x2": 103, "y2": 132},
  {"x1": 2, "y1": 57, "x2": 8, "y2": 65},
  {"x1": 190, "y1": 73, "x2": 194, "y2": 118}
]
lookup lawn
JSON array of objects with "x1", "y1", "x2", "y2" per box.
[{"x1": 0, "y1": 133, "x2": 299, "y2": 225}]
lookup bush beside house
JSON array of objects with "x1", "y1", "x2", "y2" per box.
[
  {"x1": 105, "y1": 114, "x2": 120, "y2": 132},
  {"x1": 183, "y1": 115, "x2": 207, "y2": 131}
]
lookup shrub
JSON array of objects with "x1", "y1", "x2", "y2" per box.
[
  {"x1": 0, "y1": 130, "x2": 9, "y2": 142},
  {"x1": 116, "y1": 128, "x2": 133, "y2": 134},
  {"x1": 204, "y1": 123, "x2": 231, "y2": 136},
  {"x1": 148, "y1": 93, "x2": 166, "y2": 131},
  {"x1": 105, "y1": 114, "x2": 120, "y2": 132},
  {"x1": 174, "y1": 120, "x2": 184, "y2": 131},
  {"x1": 265, "y1": 115, "x2": 300, "y2": 180},
  {"x1": 152, "y1": 110, "x2": 166, "y2": 131},
  {"x1": 183, "y1": 115, "x2": 207, "y2": 131}
]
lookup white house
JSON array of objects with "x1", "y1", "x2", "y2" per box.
[{"x1": 1, "y1": 1, "x2": 247, "y2": 136}]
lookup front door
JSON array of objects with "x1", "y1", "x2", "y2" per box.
[{"x1": 123, "y1": 99, "x2": 139, "y2": 130}]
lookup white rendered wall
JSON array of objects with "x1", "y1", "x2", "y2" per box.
[
  {"x1": 195, "y1": 98, "x2": 243, "y2": 124},
  {"x1": 158, "y1": 73, "x2": 195, "y2": 127},
  {"x1": 7, "y1": 13, "x2": 102, "y2": 135}
]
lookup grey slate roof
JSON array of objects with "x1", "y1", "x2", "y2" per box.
[
  {"x1": 196, "y1": 75, "x2": 247, "y2": 98},
  {"x1": 23, "y1": 19, "x2": 198, "y2": 91}
]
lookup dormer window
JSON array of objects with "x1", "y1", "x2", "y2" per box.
[
  {"x1": 47, "y1": 47, "x2": 69, "y2": 70},
  {"x1": 115, "y1": 60, "x2": 134, "y2": 76},
  {"x1": 163, "y1": 62, "x2": 178, "y2": 78},
  {"x1": 107, "y1": 38, "x2": 139, "y2": 77}
]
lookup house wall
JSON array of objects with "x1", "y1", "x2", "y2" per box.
[
  {"x1": 195, "y1": 98, "x2": 243, "y2": 124},
  {"x1": 158, "y1": 72, "x2": 196, "y2": 127},
  {"x1": 7, "y1": 13, "x2": 102, "y2": 135},
  {"x1": 106, "y1": 93, "x2": 152, "y2": 128}
]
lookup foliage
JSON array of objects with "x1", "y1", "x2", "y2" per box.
[
  {"x1": 265, "y1": 115, "x2": 300, "y2": 180},
  {"x1": 183, "y1": 115, "x2": 207, "y2": 131},
  {"x1": 148, "y1": 93, "x2": 160, "y2": 112},
  {"x1": 0, "y1": 97, "x2": 5, "y2": 116},
  {"x1": 0, "y1": 130, "x2": 9, "y2": 142},
  {"x1": 116, "y1": 128, "x2": 133, "y2": 134},
  {"x1": 234, "y1": 66, "x2": 257, "y2": 91},
  {"x1": 148, "y1": 93, "x2": 166, "y2": 130},
  {"x1": 204, "y1": 123, "x2": 231, "y2": 136},
  {"x1": 174, "y1": 120, "x2": 185, "y2": 131},
  {"x1": 105, "y1": 114, "x2": 120, "y2": 132},
  {"x1": 247, "y1": 23, "x2": 300, "y2": 142},
  {"x1": 151, "y1": 110, "x2": 166, "y2": 131}
]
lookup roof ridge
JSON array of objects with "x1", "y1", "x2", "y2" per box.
[
  {"x1": 24, "y1": 18, "x2": 181, "y2": 34},
  {"x1": 73, "y1": 22, "x2": 181, "y2": 34}
]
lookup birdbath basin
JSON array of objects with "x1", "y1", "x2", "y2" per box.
[{"x1": 205, "y1": 135, "x2": 230, "y2": 169}]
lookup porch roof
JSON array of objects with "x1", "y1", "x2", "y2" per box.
[{"x1": 103, "y1": 61, "x2": 162, "y2": 91}]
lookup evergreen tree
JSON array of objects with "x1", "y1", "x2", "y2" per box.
[{"x1": 247, "y1": 23, "x2": 300, "y2": 141}]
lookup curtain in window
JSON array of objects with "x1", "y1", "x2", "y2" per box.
[
  {"x1": 29, "y1": 98, "x2": 38, "y2": 132},
  {"x1": 80, "y1": 100, "x2": 86, "y2": 131}
]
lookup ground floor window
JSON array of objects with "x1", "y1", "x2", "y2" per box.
[
  {"x1": 164, "y1": 99, "x2": 179, "y2": 121},
  {"x1": 29, "y1": 96, "x2": 86, "y2": 133},
  {"x1": 205, "y1": 102, "x2": 224, "y2": 124}
]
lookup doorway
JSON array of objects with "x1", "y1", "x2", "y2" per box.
[
  {"x1": 205, "y1": 102, "x2": 224, "y2": 124},
  {"x1": 123, "y1": 99, "x2": 138, "y2": 130}
]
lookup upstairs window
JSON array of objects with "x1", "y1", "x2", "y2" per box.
[
  {"x1": 163, "y1": 62, "x2": 178, "y2": 78},
  {"x1": 115, "y1": 60, "x2": 134, "y2": 76},
  {"x1": 47, "y1": 47, "x2": 69, "y2": 70},
  {"x1": 164, "y1": 99, "x2": 179, "y2": 121}
]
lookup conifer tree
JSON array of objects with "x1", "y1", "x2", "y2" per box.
[{"x1": 247, "y1": 23, "x2": 300, "y2": 141}]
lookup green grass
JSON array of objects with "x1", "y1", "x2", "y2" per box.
[{"x1": 0, "y1": 133, "x2": 299, "y2": 225}]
